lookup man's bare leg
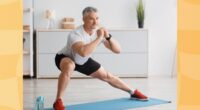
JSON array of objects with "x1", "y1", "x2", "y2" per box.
[
  {"x1": 90, "y1": 66, "x2": 148, "y2": 100},
  {"x1": 90, "y1": 67, "x2": 132, "y2": 93},
  {"x1": 54, "y1": 58, "x2": 75, "y2": 110},
  {"x1": 56, "y1": 58, "x2": 75, "y2": 99}
]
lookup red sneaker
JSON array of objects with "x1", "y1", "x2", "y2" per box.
[
  {"x1": 53, "y1": 98, "x2": 66, "y2": 110},
  {"x1": 130, "y1": 89, "x2": 148, "y2": 101}
]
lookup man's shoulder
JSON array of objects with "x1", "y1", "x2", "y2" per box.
[
  {"x1": 71, "y1": 25, "x2": 82, "y2": 32},
  {"x1": 69, "y1": 25, "x2": 83, "y2": 37}
]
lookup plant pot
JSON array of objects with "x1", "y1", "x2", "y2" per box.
[{"x1": 138, "y1": 21, "x2": 144, "y2": 28}]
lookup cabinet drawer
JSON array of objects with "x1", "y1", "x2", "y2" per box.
[
  {"x1": 37, "y1": 31, "x2": 70, "y2": 53},
  {"x1": 37, "y1": 54, "x2": 59, "y2": 77},
  {"x1": 95, "y1": 30, "x2": 148, "y2": 53},
  {"x1": 92, "y1": 53, "x2": 148, "y2": 77},
  {"x1": 37, "y1": 54, "x2": 88, "y2": 78},
  {"x1": 37, "y1": 53, "x2": 147, "y2": 78}
]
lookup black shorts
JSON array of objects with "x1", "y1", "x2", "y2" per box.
[{"x1": 55, "y1": 54, "x2": 101, "y2": 76}]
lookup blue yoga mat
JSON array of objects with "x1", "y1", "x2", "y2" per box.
[{"x1": 45, "y1": 97, "x2": 170, "y2": 110}]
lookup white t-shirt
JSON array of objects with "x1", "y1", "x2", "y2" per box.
[{"x1": 57, "y1": 25, "x2": 103, "y2": 65}]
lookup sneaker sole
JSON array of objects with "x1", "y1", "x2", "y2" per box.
[{"x1": 130, "y1": 97, "x2": 149, "y2": 101}]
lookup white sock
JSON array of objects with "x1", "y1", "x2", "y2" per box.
[{"x1": 128, "y1": 89, "x2": 135, "y2": 95}]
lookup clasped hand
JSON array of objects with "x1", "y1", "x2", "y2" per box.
[{"x1": 96, "y1": 28, "x2": 109, "y2": 39}]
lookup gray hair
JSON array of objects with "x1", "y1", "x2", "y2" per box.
[{"x1": 82, "y1": 6, "x2": 98, "y2": 17}]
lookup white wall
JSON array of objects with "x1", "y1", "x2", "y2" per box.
[
  {"x1": 146, "y1": 0, "x2": 177, "y2": 76},
  {"x1": 33, "y1": 0, "x2": 139, "y2": 29},
  {"x1": 30, "y1": 0, "x2": 177, "y2": 76}
]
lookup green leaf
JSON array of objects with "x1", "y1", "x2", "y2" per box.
[{"x1": 136, "y1": 0, "x2": 145, "y2": 22}]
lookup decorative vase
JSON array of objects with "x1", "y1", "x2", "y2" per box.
[
  {"x1": 138, "y1": 21, "x2": 144, "y2": 28},
  {"x1": 45, "y1": 9, "x2": 56, "y2": 29},
  {"x1": 46, "y1": 19, "x2": 55, "y2": 29}
]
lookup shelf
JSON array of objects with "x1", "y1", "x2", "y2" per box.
[
  {"x1": 23, "y1": 30, "x2": 30, "y2": 33},
  {"x1": 23, "y1": 50, "x2": 30, "y2": 55},
  {"x1": 23, "y1": 8, "x2": 33, "y2": 13},
  {"x1": 23, "y1": 1, "x2": 34, "y2": 77},
  {"x1": 37, "y1": 28, "x2": 73, "y2": 32},
  {"x1": 23, "y1": 71, "x2": 30, "y2": 76},
  {"x1": 36, "y1": 28, "x2": 148, "y2": 32}
]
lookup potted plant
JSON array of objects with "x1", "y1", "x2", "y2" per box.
[{"x1": 136, "y1": 0, "x2": 145, "y2": 28}]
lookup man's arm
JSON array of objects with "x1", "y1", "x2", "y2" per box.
[
  {"x1": 72, "y1": 29, "x2": 104, "y2": 57},
  {"x1": 103, "y1": 38, "x2": 121, "y2": 54},
  {"x1": 103, "y1": 29, "x2": 121, "y2": 54}
]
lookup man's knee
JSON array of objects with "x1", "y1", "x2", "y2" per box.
[
  {"x1": 60, "y1": 60, "x2": 75, "y2": 76},
  {"x1": 67, "y1": 60, "x2": 75, "y2": 70},
  {"x1": 61, "y1": 58, "x2": 75, "y2": 69}
]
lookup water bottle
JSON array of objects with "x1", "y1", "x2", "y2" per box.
[{"x1": 34, "y1": 96, "x2": 45, "y2": 110}]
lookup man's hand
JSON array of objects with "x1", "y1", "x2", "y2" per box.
[
  {"x1": 97, "y1": 28, "x2": 104, "y2": 38},
  {"x1": 97, "y1": 27, "x2": 121, "y2": 54},
  {"x1": 103, "y1": 28, "x2": 109, "y2": 38}
]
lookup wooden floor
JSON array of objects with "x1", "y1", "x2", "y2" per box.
[{"x1": 24, "y1": 76, "x2": 177, "y2": 110}]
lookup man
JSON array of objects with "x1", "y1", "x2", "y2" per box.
[{"x1": 53, "y1": 6, "x2": 148, "y2": 110}]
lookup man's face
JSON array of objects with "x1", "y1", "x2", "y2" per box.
[{"x1": 83, "y1": 12, "x2": 99, "y2": 30}]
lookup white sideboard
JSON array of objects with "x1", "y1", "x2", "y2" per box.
[{"x1": 36, "y1": 29, "x2": 148, "y2": 78}]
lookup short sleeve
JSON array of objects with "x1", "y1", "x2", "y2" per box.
[{"x1": 69, "y1": 32, "x2": 82, "y2": 48}]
